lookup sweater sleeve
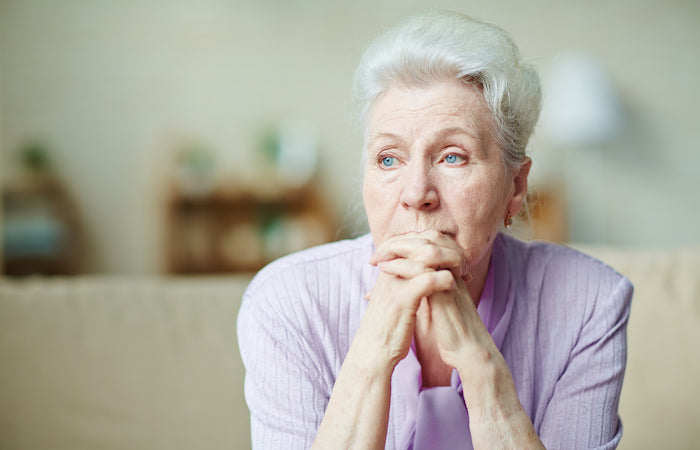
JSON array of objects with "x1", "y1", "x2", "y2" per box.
[
  {"x1": 538, "y1": 273, "x2": 633, "y2": 449},
  {"x1": 237, "y1": 272, "x2": 332, "y2": 449}
]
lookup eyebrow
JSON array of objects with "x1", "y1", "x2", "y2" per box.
[
  {"x1": 430, "y1": 126, "x2": 483, "y2": 144},
  {"x1": 367, "y1": 126, "x2": 483, "y2": 150},
  {"x1": 366, "y1": 132, "x2": 405, "y2": 149}
]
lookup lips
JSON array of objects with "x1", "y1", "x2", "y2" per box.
[{"x1": 405, "y1": 229, "x2": 456, "y2": 238}]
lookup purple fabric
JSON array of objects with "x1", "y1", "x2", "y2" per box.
[
  {"x1": 238, "y1": 233, "x2": 633, "y2": 449},
  {"x1": 414, "y1": 382, "x2": 470, "y2": 449}
]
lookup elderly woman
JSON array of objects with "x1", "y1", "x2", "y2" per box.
[{"x1": 238, "y1": 10, "x2": 632, "y2": 449}]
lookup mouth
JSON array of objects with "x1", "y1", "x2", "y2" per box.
[{"x1": 408, "y1": 228, "x2": 456, "y2": 238}]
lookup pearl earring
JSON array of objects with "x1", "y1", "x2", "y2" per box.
[{"x1": 504, "y1": 211, "x2": 513, "y2": 230}]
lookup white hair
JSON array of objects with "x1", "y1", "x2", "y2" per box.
[{"x1": 353, "y1": 10, "x2": 542, "y2": 171}]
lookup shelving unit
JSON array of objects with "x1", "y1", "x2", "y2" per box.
[
  {"x1": 165, "y1": 182, "x2": 337, "y2": 274},
  {"x1": 2, "y1": 176, "x2": 84, "y2": 276}
]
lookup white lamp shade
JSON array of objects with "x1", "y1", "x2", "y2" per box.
[{"x1": 539, "y1": 52, "x2": 625, "y2": 148}]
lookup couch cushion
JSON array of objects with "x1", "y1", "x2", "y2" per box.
[
  {"x1": 577, "y1": 246, "x2": 700, "y2": 449},
  {"x1": 0, "y1": 276, "x2": 252, "y2": 450}
]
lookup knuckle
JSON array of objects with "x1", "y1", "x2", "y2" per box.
[
  {"x1": 414, "y1": 269, "x2": 450, "y2": 292},
  {"x1": 435, "y1": 270, "x2": 455, "y2": 288},
  {"x1": 411, "y1": 261, "x2": 429, "y2": 275},
  {"x1": 415, "y1": 245, "x2": 441, "y2": 263},
  {"x1": 422, "y1": 229, "x2": 441, "y2": 240},
  {"x1": 427, "y1": 246, "x2": 442, "y2": 259}
]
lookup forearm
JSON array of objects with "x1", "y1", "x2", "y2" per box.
[
  {"x1": 313, "y1": 256, "x2": 452, "y2": 448},
  {"x1": 470, "y1": 410, "x2": 543, "y2": 450},
  {"x1": 458, "y1": 353, "x2": 544, "y2": 450},
  {"x1": 312, "y1": 345, "x2": 394, "y2": 450}
]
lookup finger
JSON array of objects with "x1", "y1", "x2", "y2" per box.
[
  {"x1": 417, "y1": 229, "x2": 452, "y2": 244},
  {"x1": 411, "y1": 244, "x2": 463, "y2": 274},
  {"x1": 371, "y1": 233, "x2": 452, "y2": 265},
  {"x1": 367, "y1": 269, "x2": 455, "y2": 322},
  {"x1": 377, "y1": 258, "x2": 430, "y2": 278},
  {"x1": 415, "y1": 230, "x2": 468, "y2": 277},
  {"x1": 407, "y1": 270, "x2": 456, "y2": 300},
  {"x1": 373, "y1": 236, "x2": 465, "y2": 277},
  {"x1": 369, "y1": 232, "x2": 424, "y2": 265}
]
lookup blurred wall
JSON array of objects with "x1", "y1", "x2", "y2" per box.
[{"x1": 1, "y1": 0, "x2": 699, "y2": 273}]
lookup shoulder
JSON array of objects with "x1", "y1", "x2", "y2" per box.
[
  {"x1": 498, "y1": 234, "x2": 633, "y2": 329},
  {"x1": 237, "y1": 234, "x2": 374, "y2": 376},
  {"x1": 238, "y1": 234, "x2": 374, "y2": 335},
  {"x1": 499, "y1": 233, "x2": 632, "y2": 295},
  {"x1": 499, "y1": 235, "x2": 634, "y2": 414},
  {"x1": 244, "y1": 233, "x2": 374, "y2": 300},
  {"x1": 499, "y1": 232, "x2": 618, "y2": 271}
]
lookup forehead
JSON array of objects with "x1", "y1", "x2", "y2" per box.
[{"x1": 367, "y1": 80, "x2": 493, "y2": 141}]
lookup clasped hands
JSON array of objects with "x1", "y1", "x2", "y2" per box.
[
  {"x1": 362, "y1": 230, "x2": 497, "y2": 385},
  {"x1": 316, "y1": 231, "x2": 537, "y2": 448}
]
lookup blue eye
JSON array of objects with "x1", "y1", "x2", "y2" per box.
[
  {"x1": 381, "y1": 156, "x2": 397, "y2": 167},
  {"x1": 444, "y1": 154, "x2": 465, "y2": 164}
]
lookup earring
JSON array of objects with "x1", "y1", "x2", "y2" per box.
[{"x1": 504, "y1": 211, "x2": 513, "y2": 230}]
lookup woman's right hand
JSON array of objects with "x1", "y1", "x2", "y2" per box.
[{"x1": 360, "y1": 267, "x2": 455, "y2": 370}]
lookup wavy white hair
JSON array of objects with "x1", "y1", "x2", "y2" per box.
[{"x1": 353, "y1": 10, "x2": 542, "y2": 171}]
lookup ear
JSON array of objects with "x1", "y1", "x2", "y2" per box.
[{"x1": 506, "y1": 157, "x2": 531, "y2": 217}]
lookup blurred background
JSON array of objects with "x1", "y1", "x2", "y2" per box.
[{"x1": 1, "y1": 0, "x2": 699, "y2": 276}]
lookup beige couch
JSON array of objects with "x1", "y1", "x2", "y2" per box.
[{"x1": 1, "y1": 246, "x2": 699, "y2": 449}]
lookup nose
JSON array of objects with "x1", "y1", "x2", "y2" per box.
[{"x1": 399, "y1": 160, "x2": 439, "y2": 211}]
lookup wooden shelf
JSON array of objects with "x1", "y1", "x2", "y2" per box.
[
  {"x1": 165, "y1": 182, "x2": 337, "y2": 274},
  {"x1": 2, "y1": 175, "x2": 84, "y2": 276}
]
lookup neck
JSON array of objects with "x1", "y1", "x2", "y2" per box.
[{"x1": 465, "y1": 246, "x2": 493, "y2": 307}]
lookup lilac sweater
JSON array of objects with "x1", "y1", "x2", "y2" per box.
[{"x1": 237, "y1": 233, "x2": 633, "y2": 449}]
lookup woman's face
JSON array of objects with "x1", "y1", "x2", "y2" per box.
[{"x1": 362, "y1": 80, "x2": 529, "y2": 280}]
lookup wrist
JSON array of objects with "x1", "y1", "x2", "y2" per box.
[
  {"x1": 343, "y1": 337, "x2": 399, "y2": 382},
  {"x1": 456, "y1": 350, "x2": 522, "y2": 423}
]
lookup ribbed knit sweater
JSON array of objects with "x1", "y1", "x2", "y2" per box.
[{"x1": 237, "y1": 233, "x2": 633, "y2": 449}]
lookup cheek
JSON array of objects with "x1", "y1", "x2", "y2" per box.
[
  {"x1": 362, "y1": 175, "x2": 385, "y2": 223},
  {"x1": 362, "y1": 175, "x2": 374, "y2": 209},
  {"x1": 363, "y1": 173, "x2": 401, "y2": 238},
  {"x1": 450, "y1": 177, "x2": 493, "y2": 216},
  {"x1": 450, "y1": 176, "x2": 506, "y2": 239}
]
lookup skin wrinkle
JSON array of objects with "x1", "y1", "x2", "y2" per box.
[
  {"x1": 368, "y1": 126, "x2": 484, "y2": 153},
  {"x1": 363, "y1": 79, "x2": 528, "y2": 302},
  {"x1": 361, "y1": 82, "x2": 492, "y2": 171}
]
